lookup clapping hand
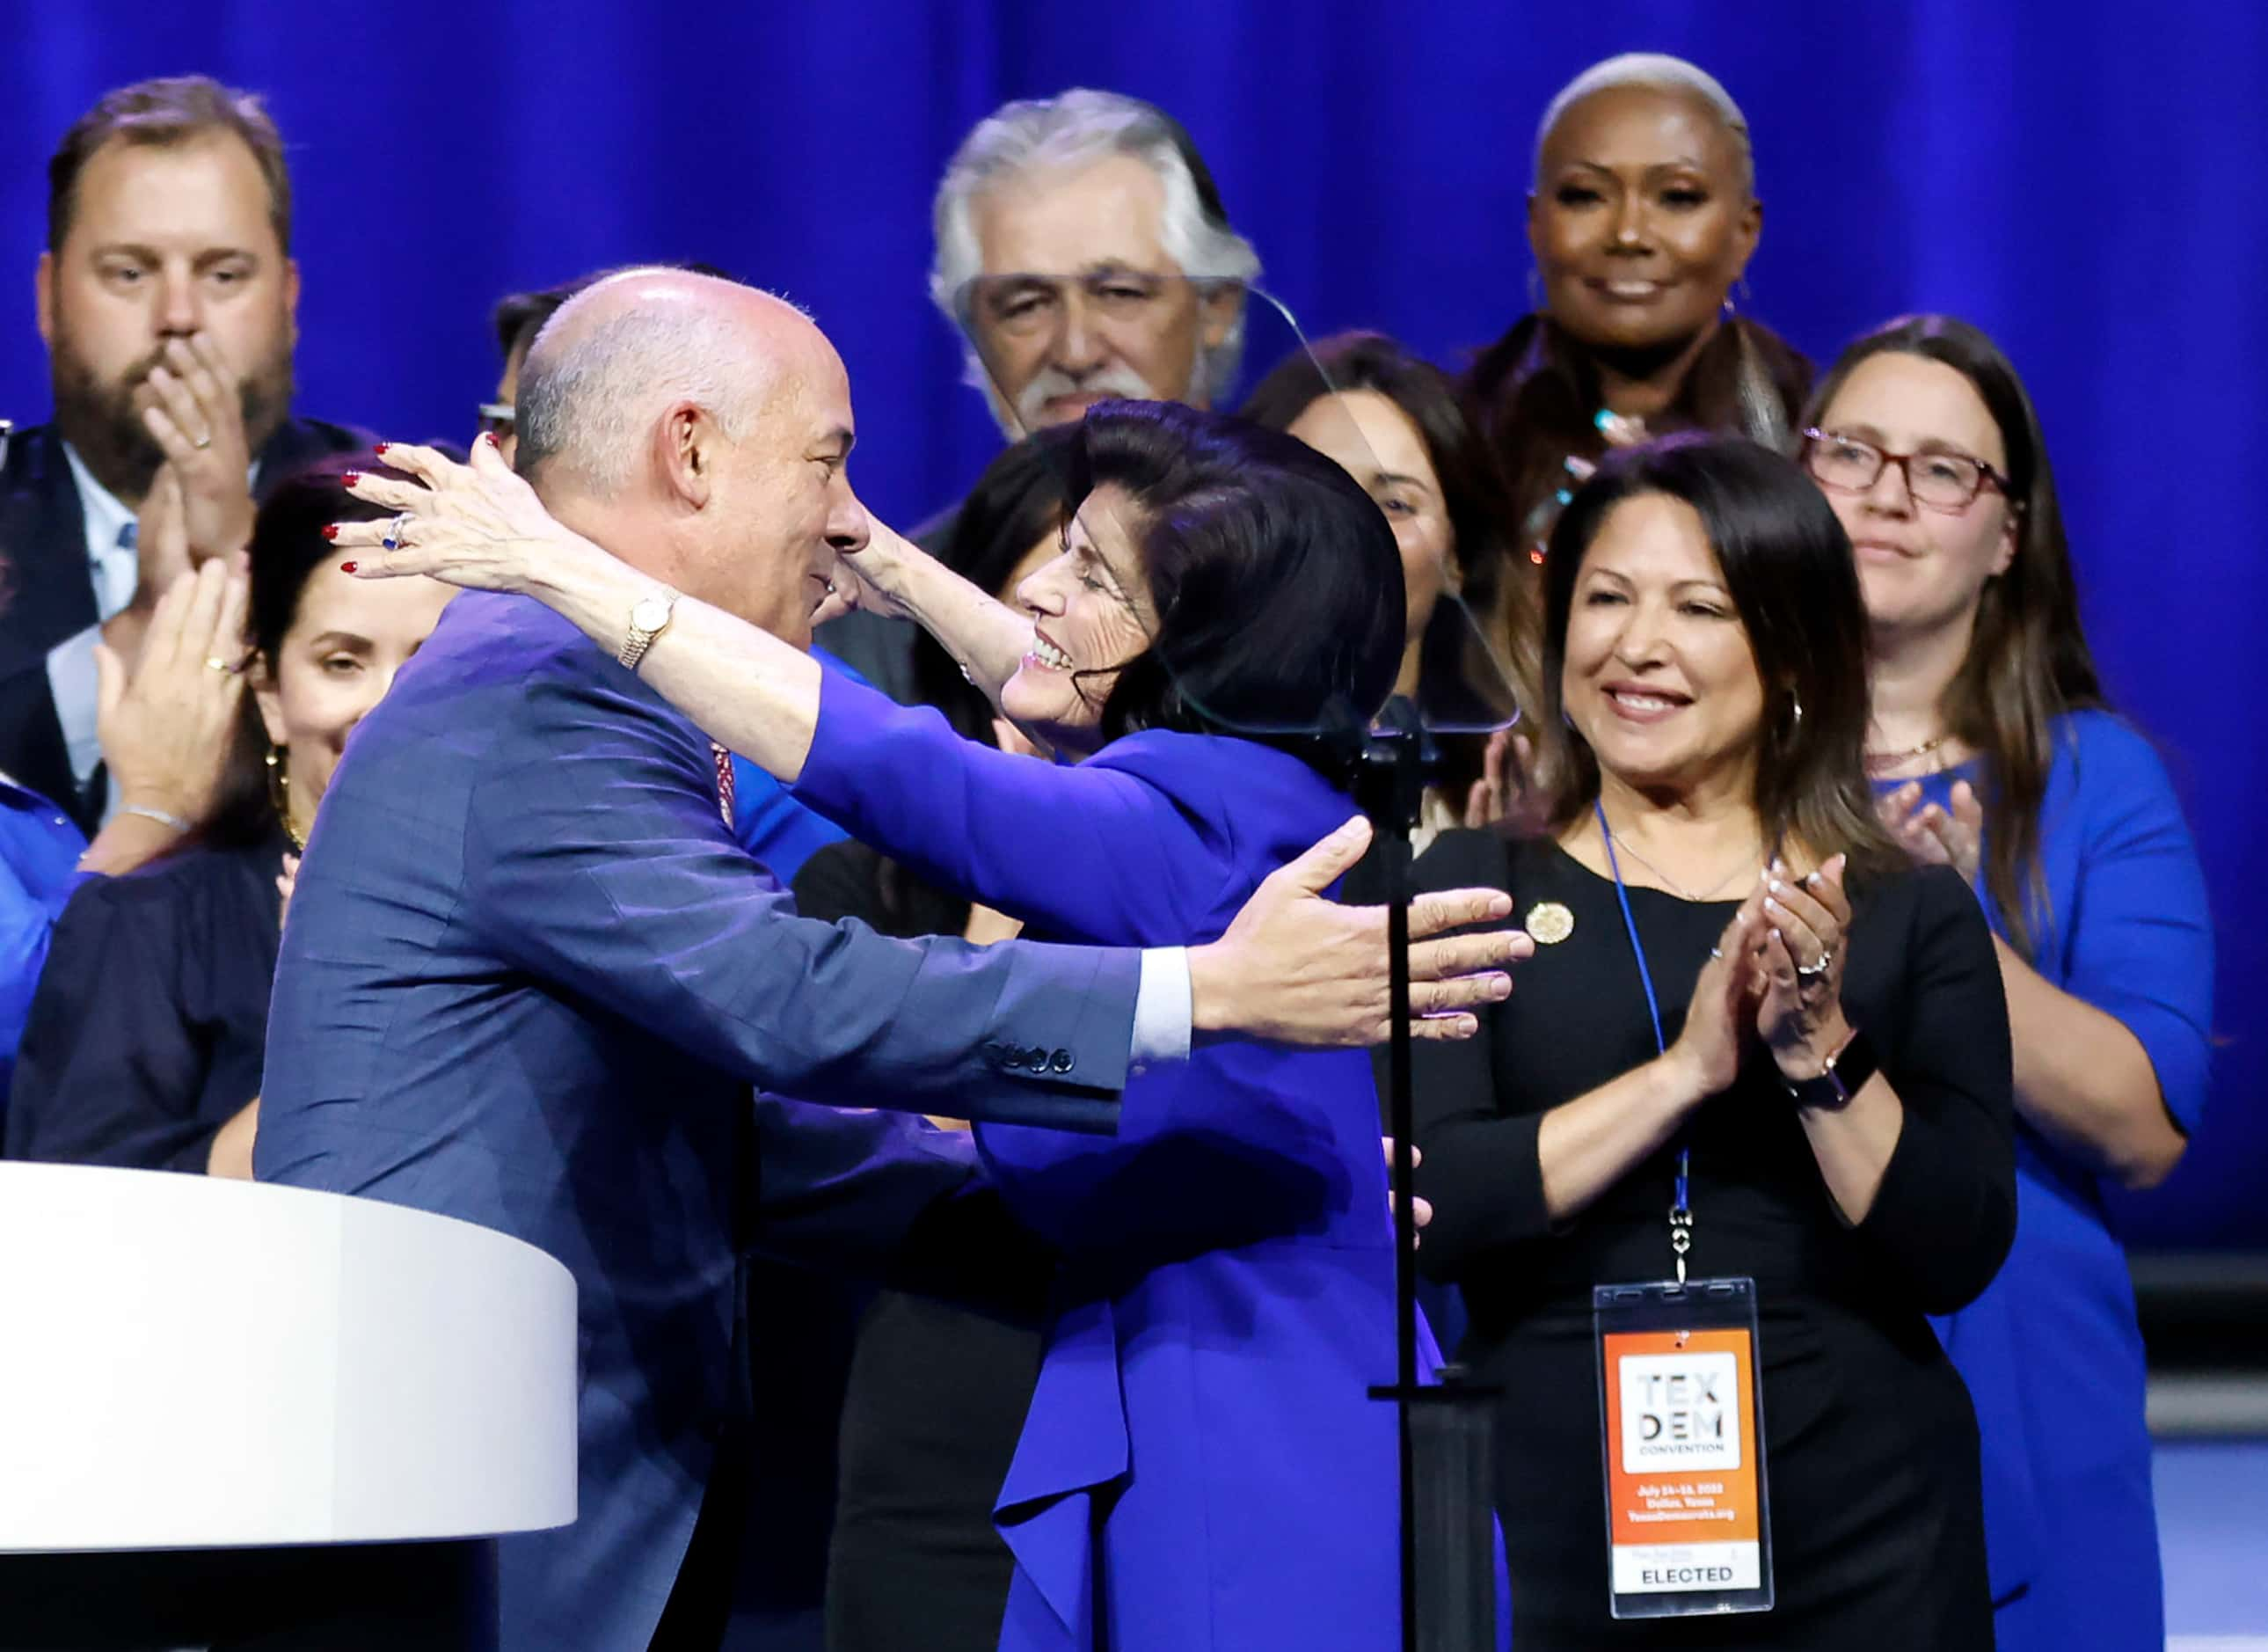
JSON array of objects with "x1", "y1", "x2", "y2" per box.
[
  {"x1": 95, "y1": 558, "x2": 249, "y2": 832},
  {"x1": 98, "y1": 463, "x2": 200, "y2": 665},
  {"x1": 1878, "y1": 780, "x2": 1982, "y2": 884},
  {"x1": 1666, "y1": 894, "x2": 1768, "y2": 1098},
  {"x1": 1462, "y1": 728, "x2": 1555, "y2": 834},
  {"x1": 1751, "y1": 855, "x2": 1856, "y2": 1081},
  {"x1": 135, "y1": 333, "x2": 257, "y2": 561}
]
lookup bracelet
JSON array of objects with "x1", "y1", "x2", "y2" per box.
[
  {"x1": 120, "y1": 803, "x2": 192, "y2": 834},
  {"x1": 1782, "y1": 1027, "x2": 1878, "y2": 1108}
]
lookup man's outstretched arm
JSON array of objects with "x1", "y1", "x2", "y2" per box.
[{"x1": 467, "y1": 669, "x2": 1526, "y2": 1125}]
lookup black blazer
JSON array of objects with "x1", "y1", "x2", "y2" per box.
[{"x1": 0, "y1": 416, "x2": 369, "y2": 829}]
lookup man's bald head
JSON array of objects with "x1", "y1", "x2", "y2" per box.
[
  {"x1": 514, "y1": 268, "x2": 824, "y2": 499},
  {"x1": 502, "y1": 267, "x2": 868, "y2": 647}
]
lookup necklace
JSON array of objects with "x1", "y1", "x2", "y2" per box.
[
  {"x1": 1863, "y1": 731, "x2": 1951, "y2": 775},
  {"x1": 1598, "y1": 815, "x2": 1761, "y2": 903}
]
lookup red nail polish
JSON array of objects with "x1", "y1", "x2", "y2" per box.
[
  {"x1": 340, "y1": 471, "x2": 363, "y2": 487},
  {"x1": 372, "y1": 442, "x2": 391, "y2": 457},
  {"x1": 339, "y1": 561, "x2": 358, "y2": 574},
  {"x1": 321, "y1": 523, "x2": 339, "y2": 541}
]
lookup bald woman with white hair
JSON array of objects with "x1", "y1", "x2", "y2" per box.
[{"x1": 1462, "y1": 54, "x2": 1813, "y2": 727}]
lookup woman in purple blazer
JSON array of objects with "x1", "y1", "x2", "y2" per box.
[{"x1": 337, "y1": 404, "x2": 1513, "y2": 1650}]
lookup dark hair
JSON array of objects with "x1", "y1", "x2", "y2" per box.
[
  {"x1": 198, "y1": 453, "x2": 402, "y2": 851},
  {"x1": 1805, "y1": 314, "x2": 2107, "y2": 953},
  {"x1": 491, "y1": 262, "x2": 738, "y2": 368},
  {"x1": 915, "y1": 427, "x2": 1082, "y2": 744},
  {"x1": 1065, "y1": 401, "x2": 1405, "y2": 780},
  {"x1": 1531, "y1": 434, "x2": 1901, "y2": 880},
  {"x1": 1239, "y1": 332, "x2": 1528, "y2": 730},
  {"x1": 48, "y1": 76, "x2": 290, "y2": 256}
]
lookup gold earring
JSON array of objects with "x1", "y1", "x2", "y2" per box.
[{"x1": 266, "y1": 744, "x2": 305, "y2": 852}]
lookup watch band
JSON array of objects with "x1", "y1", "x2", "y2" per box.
[
  {"x1": 618, "y1": 588, "x2": 680, "y2": 671},
  {"x1": 1783, "y1": 1027, "x2": 1878, "y2": 1109}
]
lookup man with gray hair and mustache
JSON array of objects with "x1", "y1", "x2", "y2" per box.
[{"x1": 819, "y1": 88, "x2": 1258, "y2": 702}]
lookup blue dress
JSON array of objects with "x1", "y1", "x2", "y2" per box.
[
  {"x1": 1885, "y1": 711, "x2": 2213, "y2": 1650},
  {"x1": 792, "y1": 675, "x2": 1508, "y2": 1652}
]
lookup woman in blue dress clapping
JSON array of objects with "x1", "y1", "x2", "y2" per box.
[{"x1": 1799, "y1": 314, "x2": 2214, "y2": 1652}]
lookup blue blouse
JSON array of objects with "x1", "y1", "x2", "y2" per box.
[
  {"x1": 791, "y1": 673, "x2": 1506, "y2": 1651},
  {"x1": 726, "y1": 644, "x2": 862, "y2": 885},
  {"x1": 1889, "y1": 710, "x2": 2213, "y2": 1650}
]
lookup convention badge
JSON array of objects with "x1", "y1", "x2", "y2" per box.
[{"x1": 1593, "y1": 1276, "x2": 1774, "y2": 1619}]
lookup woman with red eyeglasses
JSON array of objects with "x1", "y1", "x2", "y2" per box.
[{"x1": 1800, "y1": 314, "x2": 2213, "y2": 1652}]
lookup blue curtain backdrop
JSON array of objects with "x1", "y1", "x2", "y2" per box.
[{"x1": 2, "y1": 1, "x2": 2260, "y2": 1242}]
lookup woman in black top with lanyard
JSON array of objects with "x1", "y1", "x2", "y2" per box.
[{"x1": 1409, "y1": 435, "x2": 2014, "y2": 1648}]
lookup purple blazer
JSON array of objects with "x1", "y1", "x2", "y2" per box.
[{"x1": 794, "y1": 675, "x2": 1508, "y2": 1652}]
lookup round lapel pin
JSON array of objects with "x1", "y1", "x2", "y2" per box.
[{"x1": 1526, "y1": 900, "x2": 1574, "y2": 946}]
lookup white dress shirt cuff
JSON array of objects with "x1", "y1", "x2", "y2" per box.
[{"x1": 1130, "y1": 946, "x2": 1193, "y2": 1075}]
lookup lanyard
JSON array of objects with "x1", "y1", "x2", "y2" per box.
[{"x1": 1593, "y1": 800, "x2": 1694, "y2": 1283}]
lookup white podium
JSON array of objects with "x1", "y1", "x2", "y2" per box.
[{"x1": 0, "y1": 1163, "x2": 578, "y2": 1647}]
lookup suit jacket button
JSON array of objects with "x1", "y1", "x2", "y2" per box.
[
  {"x1": 1025, "y1": 1046, "x2": 1050, "y2": 1071},
  {"x1": 1049, "y1": 1049, "x2": 1074, "y2": 1074}
]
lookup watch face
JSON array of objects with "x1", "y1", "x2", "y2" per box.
[{"x1": 630, "y1": 596, "x2": 671, "y2": 632}]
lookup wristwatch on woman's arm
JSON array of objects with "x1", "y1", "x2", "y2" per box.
[
  {"x1": 1783, "y1": 1027, "x2": 1878, "y2": 1109},
  {"x1": 618, "y1": 587, "x2": 679, "y2": 671}
]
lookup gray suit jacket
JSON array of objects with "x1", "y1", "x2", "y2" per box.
[{"x1": 258, "y1": 591, "x2": 1140, "y2": 1652}]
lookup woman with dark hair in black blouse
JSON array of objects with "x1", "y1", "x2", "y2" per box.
[
  {"x1": 1410, "y1": 435, "x2": 2013, "y2": 1648},
  {"x1": 5, "y1": 456, "x2": 452, "y2": 1175}
]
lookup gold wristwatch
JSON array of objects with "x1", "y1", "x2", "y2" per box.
[{"x1": 618, "y1": 587, "x2": 679, "y2": 671}]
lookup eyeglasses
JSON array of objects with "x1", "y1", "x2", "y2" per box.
[
  {"x1": 478, "y1": 401, "x2": 515, "y2": 441},
  {"x1": 1801, "y1": 428, "x2": 2011, "y2": 513},
  {"x1": 959, "y1": 270, "x2": 1186, "y2": 340}
]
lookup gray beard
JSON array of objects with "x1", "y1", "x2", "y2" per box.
[{"x1": 48, "y1": 335, "x2": 295, "y2": 508}]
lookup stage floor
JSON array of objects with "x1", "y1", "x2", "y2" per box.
[{"x1": 2162, "y1": 1440, "x2": 2268, "y2": 1648}]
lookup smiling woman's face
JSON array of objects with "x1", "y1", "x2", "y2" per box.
[
  {"x1": 1000, "y1": 483, "x2": 1154, "y2": 752},
  {"x1": 1561, "y1": 491, "x2": 1764, "y2": 796},
  {"x1": 1528, "y1": 83, "x2": 1759, "y2": 355}
]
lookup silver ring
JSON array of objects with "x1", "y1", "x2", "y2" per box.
[
  {"x1": 192, "y1": 432, "x2": 212, "y2": 450},
  {"x1": 1795, "y1": 948, "x2": 1834, "y2": 980},
  {"x1": 383, "y1": 512, "x2": 411, "y2": 551}
]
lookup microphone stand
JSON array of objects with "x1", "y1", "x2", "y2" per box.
[{"x1": 1357, "y1": 698, "x2": 1499, "y2": 1652}]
